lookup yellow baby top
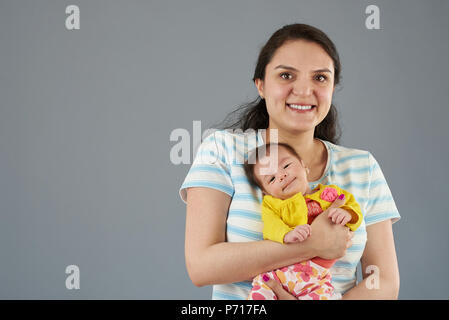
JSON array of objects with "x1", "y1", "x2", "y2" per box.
[{"x1": 261, "y1": 184, "x2": 363, "y2": 244}]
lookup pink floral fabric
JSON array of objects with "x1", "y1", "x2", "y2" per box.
[
  {"x1": 248, "y1": 261, "x2": 341, "y2": 300},
  {"x1": 248, "y1": 187, "x2": 346, "y2": 301},
  {"x1": 320, "y1": 187, "x2": 338, "y2": 202}
]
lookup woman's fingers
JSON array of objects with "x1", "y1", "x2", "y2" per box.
[
  {"x1": 263, "y1": 276, "x2": 297, "y2": 300},
  {"x1": 346, "y1": 239, "x2": 353, "y2": 248},
  {"x1": 346, "y1": 230, "x2": 354, "y2": 248}
]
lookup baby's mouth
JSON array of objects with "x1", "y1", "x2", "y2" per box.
[{"x1": 282, "y1": 177, "x2": 296, "y2": 192}]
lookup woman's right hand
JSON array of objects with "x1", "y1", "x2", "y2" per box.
[{"x1": 309, "y1": 209, "x2": 354, "y2": 260}]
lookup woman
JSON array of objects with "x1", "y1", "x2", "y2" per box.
[{"x1": 180, "y1": 24, "x2": 400, "y2": 300}]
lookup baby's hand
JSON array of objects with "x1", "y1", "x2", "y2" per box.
[
  {"x1": 328, "y1": 208, "x2": 352, "y2": 226},
  {"x1": 283, "y1": 225, "x2": 312, "y2": 243}
]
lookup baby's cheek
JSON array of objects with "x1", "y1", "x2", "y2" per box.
[{"x1": 270, "y1": 186, "x2": 282, "y2": 199}]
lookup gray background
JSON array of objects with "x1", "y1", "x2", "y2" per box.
[{"x1": 0, "y1": 0, "x2": 448, "y2": 299}]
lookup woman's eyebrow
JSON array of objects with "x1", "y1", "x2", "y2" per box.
[
  {"x1": 274, "y1": 65, "x2": 298, "y2": 71},
  {"x1": 313, "y1": 68, "x2": 333, "y2": 73},
  {"x1": 274, "y1": 65, "x2": 332, "y2": 73}
]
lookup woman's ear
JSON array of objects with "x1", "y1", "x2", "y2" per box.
[{"x1": 254, "y1": 78, "x2": 265, "y2": 99}]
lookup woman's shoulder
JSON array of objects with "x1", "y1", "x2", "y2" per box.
[{"x1": 323, "y1": 140, "x2": 373, "y2": 165}]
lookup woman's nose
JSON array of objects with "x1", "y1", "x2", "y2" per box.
[{"x1": 293, "y1": 80, "x2": 313, "y2": 97}]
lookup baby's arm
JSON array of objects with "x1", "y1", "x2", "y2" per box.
[
  {"x1": 262, "y1": 203, "x2": 296, "y2": 244},
  {"x1": 283, "y1": 224, "x2": 312, "y2": 243}
]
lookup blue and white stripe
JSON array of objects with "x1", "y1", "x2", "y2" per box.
[{"x1": 180, "y1": 130, "x2": 400, "y2": 300}]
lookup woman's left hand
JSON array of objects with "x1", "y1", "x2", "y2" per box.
[{"x1": 263, "y1": 276, "x2": 297, "y2": 300}]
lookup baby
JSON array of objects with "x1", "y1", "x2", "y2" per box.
[{"x1": 244, "y1": 142, "x2": 363, "y2": 300}]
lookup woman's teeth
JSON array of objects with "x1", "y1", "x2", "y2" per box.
[{"x1": 288, "y1": 104, "x2": 314, "y2": 110}]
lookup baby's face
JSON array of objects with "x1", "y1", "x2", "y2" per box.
[{"x1": 253, "y1": 146, "x2": 309, "y2": 200}]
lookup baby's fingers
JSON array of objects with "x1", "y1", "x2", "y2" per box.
[
  {"x1": 293, "y1": 227, "x2": 310, "y2": 241},
  {"x1": 327, "y1": 208, "x2": 337, "y2": 219},
  {"x1": 336, "y1": 213, "x2": 346, "y2": 225},
  {"x1": 304, "y1": 224, "x2": 312, "y2": 236},
  {"x1": 297, "y1": 224, "x2": 311, "y2": 235},
  {"x1": 296, "y1": 229, "x2": 308, "y2": 241},
  {"x1": 329, "y1": 210, "x2": 340, "y2": 224},
  {"x1": 342, "y1": 215, "x2": 352, "y2": 225}
]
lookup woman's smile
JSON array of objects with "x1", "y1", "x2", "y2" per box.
[{"x1": 286, "y1": 104, "x2": 317, "y2": 113}]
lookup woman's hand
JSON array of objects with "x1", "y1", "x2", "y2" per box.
[
  {"x1": 309, "y1": 209, "x2": 354, "y2": 260},
  {"x1": 262, "y1": 276, "x2": 297, "y2": 300},
  {"x1": 261, "y1": 209, "x2": 354, "y2": 300}
]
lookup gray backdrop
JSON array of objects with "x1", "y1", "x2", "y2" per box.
[{"x1": 1, "y1": 0, "x2": 448, "y2": 299}]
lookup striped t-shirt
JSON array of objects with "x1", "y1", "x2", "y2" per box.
[{"x1": 179, "y1": 129, "x2": 400, "y2": 300}]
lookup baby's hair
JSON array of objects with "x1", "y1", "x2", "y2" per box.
[{"x1": 244, "y1": 142, "x2": 302, "y2": 190}]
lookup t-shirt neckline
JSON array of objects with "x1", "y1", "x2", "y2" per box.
[{"x1": 256, "y1": 130, "x2": 331, "y2": 187}]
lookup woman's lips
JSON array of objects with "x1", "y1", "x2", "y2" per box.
[{"x1": 286, "y1": 104, "x2": 316, "y2": 113}]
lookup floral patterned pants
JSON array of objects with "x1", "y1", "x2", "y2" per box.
[{"x1": 247, "y1": 260, "x2": 342, "y2": 300}]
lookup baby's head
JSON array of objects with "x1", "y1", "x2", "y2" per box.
[{"x1": 244, "y1": 143, "x2": 310, "y2": 200}]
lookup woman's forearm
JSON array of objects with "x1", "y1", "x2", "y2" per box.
[
  {"x1": 341, "y1": 275, "x2": 399, "y2": 300},
  {"x1": 184, "y1": 189, "x2": 351, "y2": 288},
  {"x1": 187, "y1": 239, "x2": 315, "y2": 287},
  {"x1": 342, "y1": 220, "x2": 400, "y2": 300}
]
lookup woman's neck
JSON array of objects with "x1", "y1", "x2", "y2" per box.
[
  {"x1": 264, "y1": 127, "x2": 327, "y2": 181},
  {"x1": 265, "y1": 128, "x2": 317, "y2": 161}
]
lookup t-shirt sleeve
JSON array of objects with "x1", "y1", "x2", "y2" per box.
[
  {"x1": 179, "y1": 131, "x2": 234, "y2": 203},
  {"x1": 364, "y1": 152, "x2": 401, "y2": 226}
]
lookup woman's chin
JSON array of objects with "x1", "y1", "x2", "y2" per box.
[{"x1": 281, "y1": 118, "x2": 317, "y2": 134}]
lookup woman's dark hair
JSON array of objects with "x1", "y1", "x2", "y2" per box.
[{"x1": 219, "y1": 23, "x2": 342, "y2": 144}]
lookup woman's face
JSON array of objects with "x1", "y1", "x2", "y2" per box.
[{"x1": 255, "y1": 39, "x2": 335, "y2": 134}]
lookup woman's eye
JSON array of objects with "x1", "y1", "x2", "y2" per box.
[
  {"x1": 315, "y1": 74, "x2": 327, "y2": 82},
  {"x1": 280, "y1": 72, "x2": 292, "y2": 80}
]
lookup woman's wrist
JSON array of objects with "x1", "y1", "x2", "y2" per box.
[
  {"x1": 299, "y1": 236, "x2": 318, "y2": 260},
  {"x1": 256, "y1": 239, "x2": 314, "y2": 275},
  {"x1": 275, "y1": 238, "x2": 316, "y2": 269},
  {"x1": 299, "y1": 228, "x2": 319, "y2": 259}
]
